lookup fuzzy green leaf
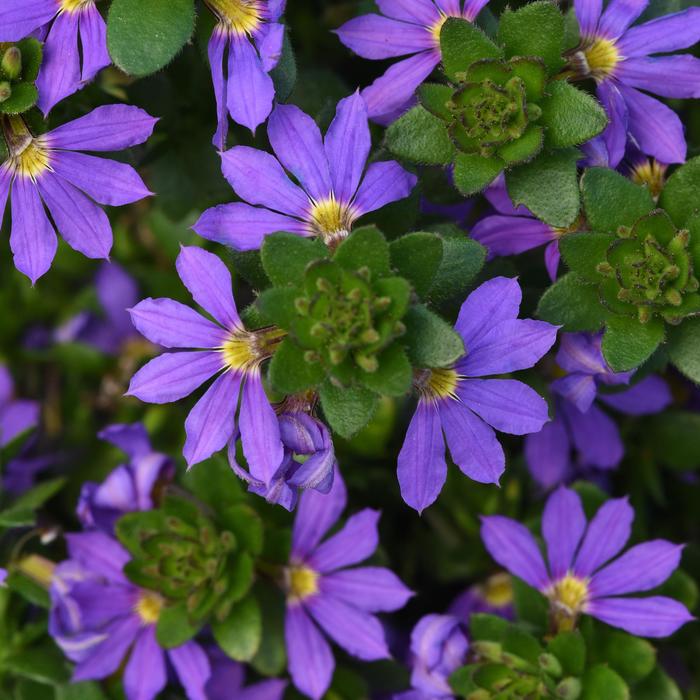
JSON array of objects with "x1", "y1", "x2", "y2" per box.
[
  {"x1": 497, "y1": 125, "x2": 544, "y2": 165},
  {"x1": 333, "y1": 225, "x2": 390, "y2": 278},
  {"x1": 602, "y1": 314, "x2": 665, "y2": 371},
  {"x1": 440, "y1": 17, "x2": 502, "y2": 81},
  {"x1": 268, "y1": 338, "x2": 325, "y2": 394},
  {"x1": 261, "y1": 232, "x2": 327, "y2": 286},
  {"x1": 633, "y1": 668, "x2": 683, "y2": 700},
  {"x1": 428, "y1": 233, "x2": 486, "y2": 308},
  {"x1": 597, "y1": 629, "x2": 655, "y2": 684},
  {"x1": 659, "y1": 155, "x2": 700, "y2": 227},
  {"x1": 359, "y1": 345, "x2": 412, "y2": 397},
  {"x1": 668, "y1": 317, "x2": 700, "y2": 383},
  {"x1": 581, "y1": 665, "x2": 629, "y2": 700},
  {"x1": 270, "y1": 30, "x2": 296, "y2": 102},
  {"x1": 453, "y1": 152, "x2": 503, "y2": 195},
  {"x1": 537, "y1": 272, "x2": 608, "y2": 331},
  {"x1": 559, "y1": 232, "x2": 613, "y2": 282},
  {"x1": 211, "y1": 596, "x2": 262, "y2": 662},
  {"x1": 319, "y1": 381, "x2": 378, "y2": 438},
  {"x1": 547, "y1": 631, "x2": 585, "y2": 676},
  {"x1": 403, "y1": 305, "x2": 465, "y2": 368},
  {"x1": 156, "y1": 601, "x2": 202, "y2": 649},
  {"x1": 385, "y1": 105, "x2": 455, "y2": 165},
  {"x1": 0, "y1": 82, "x2": 38, "y2": 115},
  {"x1": 419, "y1": 83, "x2": 454, "y2": 120},
  {"x1": 390, "y1": 232, "x2": 443, "y2": 298},
  {"x1": 540, "y1": 81, "x2": 607, "y2": 148}
]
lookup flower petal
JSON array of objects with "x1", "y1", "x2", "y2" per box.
[
  {"x1": 575, "y1": 0, "x2": 603, "y2": 38},
  {"x1": 0, "y1": 0, "x2": 56, "y2": 42},
  {"x1": 471, "y1": 215, "x2": 554, "y2": 257},
  {"x1": 351, "y1": 160, "x2": 417, "y2": 216},
  {"x1": 335, "y1": 14, "x2": 435, "y2": 59},
  {"x1": 587, "y1": 596, "x2": 693, "y2": 637},
  {"x1": 209, "y1": 29, "x2": 229, "y2": 150},
  {"x1": 617, "y1": 7, "x2": 700, "y2": 57},
  {"x1": 598, "y1": 0, "x2": 649, "y2": 39},
  {"x1": 616, "y1": 55, "x2": 700, "y2": 99},
  {"x1": 257, "y1": 22, "x2": 284, "y2": 72},
  {"x1": 65, "y1": 531, "x2": 130, "y2": 582},
  {"x1": 78, "y1": 4, "x2": 111, "y2": 82},
  {"x1": 596, "y1": 80, "x2": 628, "y2": 170},
  {"x1": 95, "y1": 262, "x2": 139, "y2": 334},
  {"x1": 376, "y1": 0, "x2": 442, "y2": 25},
  {"x1": 524, "y1": 415, "x2": 571, "y2": 489},
  {"x1": 561, "y1": 400, "x2": 623, "y2": 469},
  {"x1": 598, "y1": 375, "x2": 671, "y2": 415},
  {"x1": 542, "y1": 487, "x2": 586, "y2": 579},
  {"x1": 0, "y1": 400, "x2": 39, "y2": 447},
  {"x1": 320, "y1": 567, "x2": 414, "y2": 612},
  {"x1": 168, "y1": 641, "x2": 211, "y2": 700},
  {"x1": 123, "y1": 627, "x2": 167, "y2": 700},
  {"x1": 551, "y1": 373, "x2": 598, "y2": 413}
]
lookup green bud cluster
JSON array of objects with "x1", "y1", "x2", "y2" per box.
[{"x1": 0, "y1": 39, "x2": 43, "y2": 117}]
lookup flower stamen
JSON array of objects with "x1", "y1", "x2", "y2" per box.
[
  {"x1": 206, "y1": 0, "x2": 262, "y2": 35},
  {"x1": 308, "y1": 195, "x2": 356, "y2": 246},
  {"x1": 285, "y1": 564, "x2": 319, "y2": 602},
  {"x1": 134, "y1": 591, "x2": 164, "y2": 625}
]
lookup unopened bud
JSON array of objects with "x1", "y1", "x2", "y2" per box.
[
  {"x1": 374, "y1": 296, "x2": 391, "y2": 311},
  {"x1": 637, "y1": 305, "x2": 652, "y2": 324},
  {"x1": 538, "y1": 653, "x2": 562, "y2": 678},
  {"x1": 528, "y1": 104, "x2": 542, "y2": 121},
  {"x1": 467, "y1": 690, "x2": 491, "y2": 700},
  {"x1": 356, "y1": 265, "x2": 371, "y2": 281},
  {"x1": 393, "y1": 321, "x2": 406, "y2": 336},
  {"x1": 294, "y1": 297, "x2": 310, "y2": 315},
  {"x1": 360, "y1": 328, "x2": 380, "y2": 344},
  {"x1": 348, "y1": 287, "x2": 364, "y2": 303},
  {"x1": 501, "y1": 652, "x2": 532, "y2": 671},
  {"x1": 556, "y1": 677, "x2": 582, "y2": 699},
  {"x1": 1, "y1": 47, "x2": 21, "y2": 80},
  {"x1": 665, "y1": 288, "x2": 682, "y2": 306},
  {"x1": 315, "y1": 277, "x2": 333, "y2": 293},
  {"x1": 356, "y1": 353, "x2": 378, "y2": 373},
  {"x1": 472, "y1": 640, "x2": 502, "y2": 662},
  {"x1": 303, "y1": 350, "x2": 320, "y2": 363},
  {"x1": 329, "y1": 346, "x2": 345, "y2": 365},
  {"x1": 616, "y1": 225, "x2": 633, "y2": 238},
  {"x1": 595, "y1": 262, "x2": 614, "y2": 277},
  {"x1": 310, "y1": 323, "x2": 328, "y2": 339},
  {"x1": 0, "y1": 81, "x2": 11, "y2": 103}
]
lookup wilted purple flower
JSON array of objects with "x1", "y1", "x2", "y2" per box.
[
  {"x1": 0, "y1": 364, "x2": 39, "y2": 449},
  {"x1": 284, "y1": 472, "x2": 413, "y2": 699},
  {"x1": 127, "y1": 246, "x2": 285, "y2": 485},
  {"x1": 482, "y1": 486, "x2": 694, "y2": 637},
  {"x1": 336, "y1": 0, "x2": 491, "y2": 123},
  {"x1": 206, "y1": 0, "x2": 285, "y2": 145},
  {"x1": 206, "y1": 648, "x2": 287, "y2": 700},
  {"x1": 50, "y1": 531, "x2": 211, "y2": 700},
  {"x1": 0, "y1": 106, "x2": 156, "y2": 283},
  {"x1": 448, "y1": 572, "x2": 514, "y2": 622},
  {"x1": 194, "y1": 92, "x2": 417, "y2": 251},
  {"x1": 77, "y1": 423, "x2": 174, "y2": 532},
  {"x1": 570, "y1": 0, "x2": 700, "y2": 164},
  {"x1": 0, "y1": 0, "x2": 110, "y2": 114},
  {"x1": 398, "y1": 277, "x2": 558, "y2": 512},
  {"x1": 525, "y1": 333, "x2": 671, "y2": 489}
]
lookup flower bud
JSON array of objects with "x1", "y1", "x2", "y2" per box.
[
  {"x1": 538, "y1": 652, "x2": 563, "y2": 677},
  {"x1": 0, "y1": 81, "x2": 11, "y2": 103},
  {"x1": 1, "y1": 47, "x2": 21, "y2": 80},
  {"x1": 556, "y1": 677, "x2": 582, "y2": 699}
]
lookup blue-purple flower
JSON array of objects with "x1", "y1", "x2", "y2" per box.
[
  {"x1": 205, "y1": 0, "x2": 286, "y2": 145},
  {"x1": 335, "y1": 0, "x2": 491, "y2": 123},
  {"x1": 194, "y1": 92, "x2": 417, "y2": 250},
  {"x1": 525, "y1": 332, "x2": 671, "y2": 489},
  {"x1": 206, "y1": 648, "x2": 287, "y2": 700},
  {"x1": 570, "y1": 0, "x2": 700, "y2": 164},
  {"x1": 398, "y1": 277, "x2": 558, "y2": 512},
  {"x1": 127, "y1": 246, "x2": 285, "y2": 484},
  {"x1": 284, "y1": 471, "x2": 413, "y2": 699},
  {"x1": 0, "y1": 106, "x2": 156, "y2": 282},
  {"x1": 0, "y1": 0, "x2": 110, "y2": 114},
  {"x1": 77, "y1": 423, "x2": 174, "y2": 533},
  {"x1": 0, "y1": 363, "x2": 39, "y2": 449},
  {"x1": 448, "y1": 572, "x2": 514, "y2": 623},
  {"x1": 482, "y1": 486, "x2": 694, "y2": 637}
]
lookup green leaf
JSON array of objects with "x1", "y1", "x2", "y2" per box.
[
  {"x1": 537, "y1": 272, "x2": 608, "y2": 331},
  {"x1": 581, "y1": 665, "x2": 629, "y2": 700},
  {"x1": 181, "y1": 455, "x2": 244, "y2": 514},
  {"x1": 668, "y1": 317, "x2": 700, "y2": 383},
  {"x1": 540, "y1": 81, "x2": 607, "y2": 148},
  {"x1": 506, "y1": 148, "x2": 580, "y2": 228},
  {"x1": 547, "y1": 631, "x2": 585, "y2": 676},
  {"x1": 390, "y1": 232, "x2": 444, "y2": 298},
  {"x1": 268, "y1": 338, "x2": 325, "y2": 394},
  {"x1": 256, "y1": 286, "x2": 300, "y2": 330},
  {"x1": 656, "y1": 569, "x2": 698, "y2": 611},
  {"x1": 597, "y1": 629, "x2": 655, "y2": 684},
  {"x1": 261, "y1": 232, "x2": 327, "y2": 286},
  {"x1": 251, "y1": 582, "x2": 287, "y2": 676},
  {"x1": 56, "y1": 682, "x2": 109, "y2": 700},
  {"x1": 649, "y1": 410, "x2": 700, "y2": 470},
  {"x1": 497, "y1": 125, "x2": 544, "y2": 165},
  {"x1": 559, "y1": 232, "x2": 613, "y2": 282},
  {"x1": 658, "y1": 155, "x2": 700, "y2": 227},
  {"x1": 156, "y1": 601, "x2": 203, "y2": 648},
  {"x1": 319, "y1": 381, "x2": 378, "y2": 438},
  {"x1": 440, "y1": 17, "x2": 502, "y2": 81},
  {"x1": 602, "y1": 315, "x2": 665, "y2": 372},
  {"x1": 453, "y1": 152, "x2": 504, "y2": 195},
  {"x1": 219, "y1": 504, "x2": 264, "y2": 555},
  {"x1": 333, "y1": 225, "x2": 390, "y2": 278},
  {"x1": 16, "y1": 38, "x2": 43, "y2": 82},
  {"x1": 633, "y1": 668, "x2": 682, "y2": 700},
  {"x1": 226, "y1": 551, "x2": 255, "y2": 603},
  {"x1": 270, "y1": 30, "x2": 296, "y2": 102},
  {"x1": 359, "y1": 345, "x2": 412, "y2": 397},
  {"x1": 0, "y1": 82, "x2": 38, "y2": 115},
  {"x1": 403, "y1": 305, "x2": 465, "y2": 368},
  {"x1": 211, "y1": 595, "x2": 262, "y2": 662},
  {"x1": 385, "y1": 105, "x2": 455, "y2": 165},
  {"x1": 511, "y1": 577, "x2": 548, "y2": 632},
  {"x1": 5, "y1": 571, "x2": 50, "y2": 608},
  {"x1": 502, "y1": 627, "x2": 542, "y2": 664},
  {"x1": 428, "y1": 234, "x2": 486, "y2": 308},
  {"x1": 107, "y1": 0, "x2": 195, "y2": 77},
  {"x1": 229, "y1": 249, "x2": 271, "y2": 290},
  {"x1": 4, "y1": 643, "x2": 70, "y2": 685},
  {"x1": 470, "y1": 613, "x2": 509, "y2": 642},
  {"x1": 115, "y1": 510, "x2": 168, "y2": 556},
  {"x1": 419, "y1": 83, "x2": 454, "y2": 120},
  {"x1": 582, "y1": 167, "x2": 655, "y2": 233},
  {"x1": 498, "y1": 1, "x2": 565, "y2": 75},
  {"x1": 0, "y1": 477, "x2": 66, "y2": 527}
]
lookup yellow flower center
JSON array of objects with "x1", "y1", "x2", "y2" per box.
[
  {"x1": 582, "y1": 38, "x2": 620, "y2": 80},
  {"x1": 60, "y1": 0, "x2": 94, "y2": 12},
  {"x1": 220, "y1": 327, "x2": 286, "y2": 372},
  {"x1": 207, "y1": 0, "x2": 262, "y2": 35},
  {"x1": 134, "y1": 591, "x2": 164, "y2": 625},
  {"x1": 419, "y1": 367, "x2": 460, "y2": 401},
  {"x1": 286, "y1": 565, "x2": 319, "y2": 602},
  {"x1": 482, "y1": 572, "x2": 514, "y2": 608},
  {"x1": 631, "y1": 159, "x2": 667, "y2": 200},
  {"x1": 308, "y1": 195, "x2": 355, "y2": 246},
  {"x1": 546, "y1": 574, "x2": 589, "y2": 632},
  {"x1": 9, "y1": 139, "x2": 51, "y2": 180},
  {"x1": 430, "y1": 13, "x2": 448, "y2": 45}
]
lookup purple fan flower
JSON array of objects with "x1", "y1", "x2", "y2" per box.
[
  {"x1": 0, "y1": 364, "x2": 39, "y2": 449},
  {"x1": 525, "y1": 332, "x2": 671, "y2": 489},
  {"x1": 0, "y1": 568, "x2": 7, "y2": 586},
  {"x1": 336, "y1": 0, "x2": 491, "y2": 123},
  {"x1": 127, "y1": 246, "x2": 285, "y2": 485},
  {"x1": 205, "y1": 0, "x2": 286, "y2": 145},
  {"x1": 471, "y1": 176, "x2": 569, "y2": 281},
  {"x1": 283, "y1": 471, "x2": 413, "y2": 699},
  {"x1": 570, "y1": 0, "x2": 700, "y2": 164},
  {"x1": 0, "y1": 106, "x2": 156, "y2": 283},
  {"x1": 193, "y1": 92, "x2": 417, "y2": 251},
  {"x1": 482, "y1": 486, "x2": 694, "y2": 637},
  {"x1": 50, "y1": 531, "x2": 212, "y2": 700},
  {"x1": 77, "y1": 423, "x2": 174, "y2": 533},
  {"x1": 206, "y1": 648, "x2": 287, "y2": 700},
  {"x1": 0, "y1": 0, "x2": 110, "y2": 114},
  {"x1": 448, "y1": 572, "x2": 514, "y2": 622},
  {"x1": 397, "y1": 277, "x2": 558, "y2": 512}
]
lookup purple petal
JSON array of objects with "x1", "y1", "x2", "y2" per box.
[
  {"x1": 590, "y1": 540, "x2": 684, "y2": 597},
  {"x1": 129, "y1": 298, "x2": 227, "y2": 349},
  {"x1": 616, "y1": 83, "x2": 686, "y2": 164},
  {"x1": 457, "y1": 379, "x2": 550, "y2": 435},
  {"x1": 0, "y1": 166, "x2": 11, "y2": 224},
  {"x1": 463, "y1": 0, "x2": 491, "y2": 21},
  {"x1": 184, "y1": 371, "x2": 240, "y2": 467},
  {"x1": 126, "y1": 351, "x2": 222, "y2": 404},
  {"x1": 37, "y1": 173, "x2": 112, "y2": 259},
  {"x1": 220, "y1": 146, "x2": 309, "y2": 217},
  {"x1": 227, "y1": 36, "x2": 275, "y2": 134},
  {"x1": 457, "y1": 319, "x2": 558, "y2": 377},
  {"x1": 51, "y1": 151, "x2": 151, "y2": 206},
  {"x1": 0, "y1": 0, "x2": 56, "y2": 41},
  {"x1": 285, "y1": 605, "x2": 335, "y2": 700},
  {"x1": 308, "y1": 509, "x2": 380, "y2": 573},
  {"x1": 268, "y1": 103, "x2": 332, "y2": 202},
  {"x1": 99, "y1": 422, "x2": 150, "y2": 458},
  {"x1": 483, "y1": 175, "x2": 531, "y2": 216},
  {"x1": 376, "y1": 0, "x2": 442, "y2": 24},
  {"x1": 598, "y1": 0, "x2": 649, "y2": 39},
  {"x1": 209, "y1": 29, "x2": 229, "y2": 150},
  {"x1": 574, "y1": 497, "x2": 633, "y2": 577},
  {"x1": 362, "y1": 51, "x2": 439, "y2": 121},
  {"x1": 67, "y1": 580, "x2": 137, "y2": 628},
  {"x1": 65, "y1": 532, "x2": 130, "y2": 582},
  {"x1": 575, "y1": 0, "x2": 603, "y2": 38},
  {"x1": 168, "y1": 641, "x2": 211, "y2": 700},
  {"x1": 193, "y1": 202, "x2": 307, "y2": 250},
  {"x1": 352, "y1": 160, "x2": 417, "y2": 216},
  {"x1": 441, "y1": 398, "x2": 505, "y2": 484},
  {"x1": 10, "y1": 176, "x2": 57, "y2": 283},
  {"x1": 320, "y1": 567, "x2": 413, "y2": 612},
  {"x1": 88, "y1": 466, "x2": 135, "y2": 517},
  {"x1": 471, "y1": 215, "x2": 554, "y2": 256},
  {"x1": 257, "y1": 22, "x2": 284, "y2": 72},
  {"x1": 435, "y1": 0, "x2": 462, "y2": 14},
  {"x1": 123, "y1": 627, "x2": 167, "y2": 700},
  {"x1": 0, "y1": 365, "x2": 13, "y2": 406},
  {"x1": 78, "y1": 5, "x2": 110, "y2": 82},
  {"x1": 454, "y1": 276, "x2": 521, "y2": 349},
  {"x1": 481, "y1": 516, "x2": 550, "y2": 589},
  {"x1": 551, "y1": 373, "x2": 598, "y2": 413},
  {"x1": 544, "y1": 241, "x2": 561, "y2": 281},
  {"x1": 96, "y1": 262, "x2": 139, "y2": 336},
  {"x1": 555, "y1": 332, "x2": 611, "y2": 376},
  {"x1": 0, "y1": 400, "x2": 40, "y2": 447},
  {"x1": 36, "y1": 11, "x2": 81, "y2": 115},
  {"x1": 292, "y1": 469, "x2": 347, "y2": 559},
  {"x1": 616, "y1": 55, "x2": 700, "y2": 99},
  {"x1": 524, "y1": 416, "x2": 571, "y2": 489},
  {"x1": 587, "y1": 595, "x2": 693, "y2": 637},
  {"x1": 542, "y1": 487, "x2": 586, "y2": 579},
  {"x1": 598, "y1": 375, "x2": 671, "y2": 415},
  {"x1": 562, "y1": 400, "x2": 623, "y2": 469},
  {"x1": 617, "y1": 7, "x2": 700, "y2": 57},
  {"x1": 238, "y1": 679, "x2": 288, "y2": 700},
  {"x1": 306, "y1": 595, "x2": 390, "y2": 660},
  {"x1": 397, "y1": 401, "x2": 447, "y2": 512},
  {"x1": 239, "y1": 372, "x2": 284, "y2": 485},
  {"x1": 176, "y1": 246, "x2": 240, "y2": 329},
  {"x1": 596, "y1": 81, "x2": 628, "y2": 170},
  {"x1": 48, "y1": 105, "x2": 157, "y2": 151},
  {"x1": 335, "y1": 14, "x2": 434, "y2": 59}
]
